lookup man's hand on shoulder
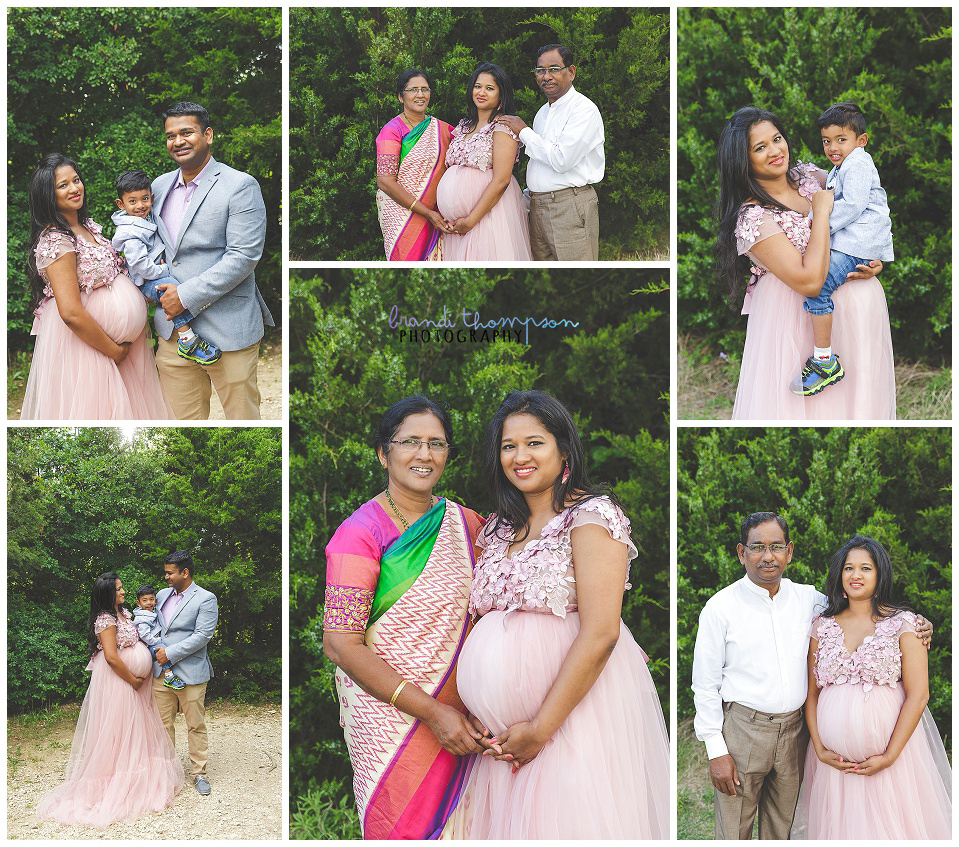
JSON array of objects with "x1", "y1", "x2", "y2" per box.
[
  {"x1": 709, "y1": 753, "x2": 740, "y2": 796},
  {"x1": 493, "y1": 114, "x2": 527, "y2": 135}
]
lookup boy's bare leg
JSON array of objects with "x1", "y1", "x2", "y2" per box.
[{"x1": 811, "y1": 312, "x2": 832, "y2": 352}]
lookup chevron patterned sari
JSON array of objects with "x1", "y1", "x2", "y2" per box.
[{"x1": 324, "y1": 497, "x2": 482, "y2": 839}]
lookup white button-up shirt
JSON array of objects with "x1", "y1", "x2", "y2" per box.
[
  {"x1": 692, "y1": 576, "x2": 826, "y2": 759},
  {"x1": 518, "y1": 86, "x2": 604, "y2": 192}
]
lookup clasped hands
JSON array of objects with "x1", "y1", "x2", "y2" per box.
[
  {"x1": 817, "y1": 746, "x2": 893, "y2": 776},
  {"x1": 424, "y1": 208, "x2": 473, "y2": 236},
  {"x1": 427, "y1": 705, "x2": 546, "y2": 772}
]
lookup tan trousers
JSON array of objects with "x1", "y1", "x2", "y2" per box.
[
  {"x1": 713, "y1": 702, "x2": 808, "y2": 840},
  {"x1": 156, "y1": 336, "x2": 261, "y2": 420},
  {"x1": 153, "y1": 677, "x2": 209, "y2": 777},
  {"x1": 528, "y1": 184, "x2": 599, "y2": 261}
]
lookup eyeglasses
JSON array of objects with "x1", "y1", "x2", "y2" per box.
[
  {"x1": 389, "y1": 438, "x2": 450, "y2": 453},
  {"x1": 532, "y1": 65, "x2": 568, "y2": 77},
  {"x1": 744, "y1": 543, "x2": 789, "y2": 555},
  {"x1": 403, "y1": 87, "x2": 431, "y2": 95}
]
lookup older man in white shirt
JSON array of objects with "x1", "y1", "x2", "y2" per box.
[
  {"x1": 692, "y1": 512, "x2": 931, "y2": 840},
  {"x1": 494, "y1": 44, "x2": 604, "y2": 260}
]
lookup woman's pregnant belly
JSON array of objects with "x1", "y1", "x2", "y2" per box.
[
  {"x1": 118, "y1": 641, "x2": 154, "y2": 679},
  {"x1": 456, "y1": 609, "x2": 580, "y2": 733},
  {"x1": 80, "y1": 274, "x2": 148, "y2": 343},
  {"x1": 436, "y1": 164, "x2": 492, "y2": 221},
  {"x1": 816, "y1": 682, "x2": 904, "y2": 762}
]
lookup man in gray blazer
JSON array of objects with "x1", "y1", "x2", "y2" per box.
[
  {"x1": 152, "y1": 101, "x2": 275, "y2": 420},
  {"x1": 152, "y1": 550, "x2": 219, "y2": 795}
]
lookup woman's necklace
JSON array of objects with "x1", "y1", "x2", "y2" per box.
[
  {"x1": 401, "y1": 110, "x2": 422, "y2": 129},
  {"x1": 383, "y1": 488, "x2": 434, "y2": 530}
]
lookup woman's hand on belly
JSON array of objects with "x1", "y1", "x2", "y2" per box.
[
  {"x1": 847, "y1": 751, "x2": 893, "y2": 776},
  {"x1": 112, "y1": 341, "x2": 132, "y2": 365},
  {"x1": 816, "y1": 746, "x2": 859, "y2": 772}
]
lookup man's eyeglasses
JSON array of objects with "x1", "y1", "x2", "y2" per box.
[
  {"x1": 744, "y1": 543, "x2": 789, "y2": 555},
  {"x1": 532, "y1": 66, "x2": 568, "y2": 77},
  {"x1": 389, "y1": 438, "x2": 450, "y2": 453}
]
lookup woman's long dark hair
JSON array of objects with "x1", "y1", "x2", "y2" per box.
[
  {"x1": 482, "y1": 390, "x2": 615, "y2": 543},
  {"x1": 463, "y1": 62, "x2": 514, "y2": 132},
  {"x1": 713, "y1": 107, "x2": 798, "y2": 308},
  {"x1": 86, "y1": 571, "x2": 122, "y2": 657},
  {"x1": 26, "y1": 153, "x2": 90, "y2": 310},
  {"x1": 820, "y1": 535, "x2": 913, "y2": 619}
]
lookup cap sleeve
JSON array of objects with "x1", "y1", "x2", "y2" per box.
[
  {"x1": 491, "y1": 121, "x2": 520, "y2": 143},
  {"x1": 93, "y1": 612, "x2": 117, "y2": 636},
  {"x1": 735, "y1": 205, "x2": 785, "y2": 255},
  {"x1": 35, "y1": 228, "x2": 77, "y2": 271},
  {"x1": 567, "y1": 497, "x2": 638, "y2": 564}
]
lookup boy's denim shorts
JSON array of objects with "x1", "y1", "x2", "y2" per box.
[{"x1": 803, "y1": 250, "x2": 869, "y2": 316}]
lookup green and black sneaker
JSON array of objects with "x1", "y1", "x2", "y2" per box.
[
  {"x1": 177, "y1": 335, "x2": 222, "y2": 366},
  {"x1": 790, "y1": 354, "x2": 844, "y2": 396}
]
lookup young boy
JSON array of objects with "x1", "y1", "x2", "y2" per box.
[
  {"x1": 132, "y1": 585, "x2": 186, "y2": 690},
  {"x1": 792, "y1": 102, "x2": 894, "y2": 396},
  {"x1": 111, "y1": 170, "x2": 221, "y2": 365}
]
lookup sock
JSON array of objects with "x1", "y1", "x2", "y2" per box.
[
  {"x1": 814, "y1": 346, "x2": 832, "y2": 361},
  {"x1": 178, "y1": 327, "x2": 196, "y2": 342}
]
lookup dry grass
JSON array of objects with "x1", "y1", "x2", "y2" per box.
[
  {"x1": 676, "y1": 719, "x2": 715, "y2": 840},
  {"x1": 678, "y1": 335, "x2": 952, "y2": 421}
]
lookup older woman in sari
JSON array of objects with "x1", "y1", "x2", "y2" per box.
[
  {"x1": 323, "y1": 396, "x2": 491, "y2": 838},
  {"x1": 375, "y1": 69, "x2": 454, "y2": 261}
]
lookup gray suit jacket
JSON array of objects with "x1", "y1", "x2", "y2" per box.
[
  {"x1": 151, "y1": 157, "x2": 275, "y2": 350},
  {"x1": 153, "y1": 583, "x2": 218, "y2": 684}
]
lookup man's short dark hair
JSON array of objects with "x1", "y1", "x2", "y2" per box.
[
  {"x1": 536, "y1": 44, "x2": 574, "y2": 68},
  {"x1": 115, "y1": 170, "x2": 152, "y2": 199},
  {"x1": 739, "y1": 512, "x2": 790, "y2": 546},
  {"x1": 136, "y1": 585, "x2": 157, "y2": 599},
  {"x1": 816, "y1": 102, "x2": 866, "y2": 137},
  {"x1": 162, "y1": 102, "x2": 211, "y2": 132},
  {"x1": 163, "y1": 549, "x2": 194, "y2": 577}
]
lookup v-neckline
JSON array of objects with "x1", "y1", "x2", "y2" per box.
[{"x1": 833, "y1": 615, "x2": 879, "y2": 657}]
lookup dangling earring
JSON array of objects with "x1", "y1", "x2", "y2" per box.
[
  {"x1": 842, "y1": 591, "x2": 847, "y2": 599},
  {"x1": 561, "y1": 461, "x2": 570, "y2": 484}
]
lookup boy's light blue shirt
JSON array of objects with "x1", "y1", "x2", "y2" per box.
[
  {"x1": 110, "y1": 209, "x2": 173, "y2": 288},
  {"x1": 131, "y1": 606, "x2": 164, "y2": 647},
  {"x1": 825, "y1": 147, "x2": 894, "y2": 262}
]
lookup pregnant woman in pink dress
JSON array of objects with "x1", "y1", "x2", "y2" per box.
[
  {"x1": 436, "y1": 62, "x2": 531, "y2": 260},
  {"x1": 20, "y1": 154, "x2": 171, "y2": 420},
  {"x1": 792, "y1": 536, "x2": 951, "y2": 839},
  {"x1": 446, "y1": 391, "x2": 668, "y2": 839},
  {"x1": 37, "y1": 573, "x2": 184, "y2": 827},
  {"x1": 714, "y1": 108, "x2": 895, "y2": 420}
]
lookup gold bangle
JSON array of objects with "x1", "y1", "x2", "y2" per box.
[
  {"x1": 389, "y1": 679, "x2": 408, "y2": 708},
  {"x1": 408, "y1": 199, "x2": 417, "y2": 212}
]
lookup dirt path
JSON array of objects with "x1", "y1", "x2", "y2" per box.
[
  {"x1": 7, "y1": 337, "x2": 282, "y2": 421},
  {"x1": 7, "y1": 700, "x2": 282, "y2": 840}
]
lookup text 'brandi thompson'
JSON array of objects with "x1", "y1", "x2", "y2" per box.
[{"x1": 388, "y1": 305, "x2": 580, "y2": 345}]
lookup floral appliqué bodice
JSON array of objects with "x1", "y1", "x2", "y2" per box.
[
  {"x1": 93, "y1": 609, "x2": 139, "y2": 649},
  {"x1": 445, "y1": 120, "x2": 521, "y2": 171},
  {"x1": 812, "y1": 611, "x2": 917, "y2": 693},
  {"x1": 35, "y1": 221, "x2": 126, "y2": 299},
  {"x1": 735, "y1": 162, "x2": 822, "y2": 281},
  {"x1": 469, "y1": 496, "x2": 637, "y2": 619}
]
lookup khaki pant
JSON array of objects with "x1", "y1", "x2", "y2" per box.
[
  {"x1": 713, "y1": 702, "x2": 808, "y2": 840},
  {"x1": 156, "y1": 336, "x2": 261, "y2": 420},
  {"x1": 528, "y1": 184, "x2": 599, "y2": 261},
  {"x1": 153, "y1": 677, "x2": 209, "y2": 777}
]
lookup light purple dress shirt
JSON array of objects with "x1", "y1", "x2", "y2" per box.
[{"x1": 160, "y1": 157, "x2": 214, "y2": 244}]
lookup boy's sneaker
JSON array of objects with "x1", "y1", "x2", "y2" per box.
[
  {"x1": 163, "y1": 671, "x2": 187, "y2": 691},
  {"x1": 177, "y1": 335, "x2": 222, "y2": 366},
  {"x1": 790, "y1": 354, "x2": 844, "y2": 396}
]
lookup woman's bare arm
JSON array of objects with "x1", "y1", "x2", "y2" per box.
[
  {"x1": 46, "y1": 253, "x2": 130, "y2": 365},
  {"x1": 324, "y1": 630, "x2": 487, "y2": 755},
  {"x1": 746, "y1": 190, "x2": 834, "y2": 297},
  {"x1": 805, "y1": 635, "x2": 857, "y2": 772}
]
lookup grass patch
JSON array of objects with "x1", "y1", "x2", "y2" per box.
[
  {"x1": 678, "y1": 334, "x2": 952, "y2": 421},
  {"x1": 7, "y1": 349, "x2": 30, "y2": 419},
  {"x1": 677, "y1": 719, "x2": 715, "y2": 840},
  {"x1": 290, "y1": 780, "x2": 361, "y2": 840}
]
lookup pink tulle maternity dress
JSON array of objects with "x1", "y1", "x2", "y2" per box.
[
  {"x1": 36, "y1": 610, "x2": 184, "y2": 827},
  {"x1": 20, "y1": 222, "x2": 172, "y2": 420},
  {"x1": 436, "y1": 120, "x2": 531, "y2": 260},
  {"x1": 792, "y1": 612, "x2": 951, "y2": 839},
  {"x1": 447, "y1": 497, "x2": 669, "y2": 839},
  {"x1": 732, "y1": 163, "x2": 896, "y2": 420}
]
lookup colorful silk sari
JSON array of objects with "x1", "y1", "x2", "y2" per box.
[
  {"x1": 324, "y1": 498, "x2": 483, "y2": 839},
  {"x1": 375, "y1": 115, "x2": 453, "y2": 261}
]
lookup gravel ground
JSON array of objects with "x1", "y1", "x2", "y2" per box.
[{"x1": 8, "y1": 700, "x2": 282, "y2": 840}]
